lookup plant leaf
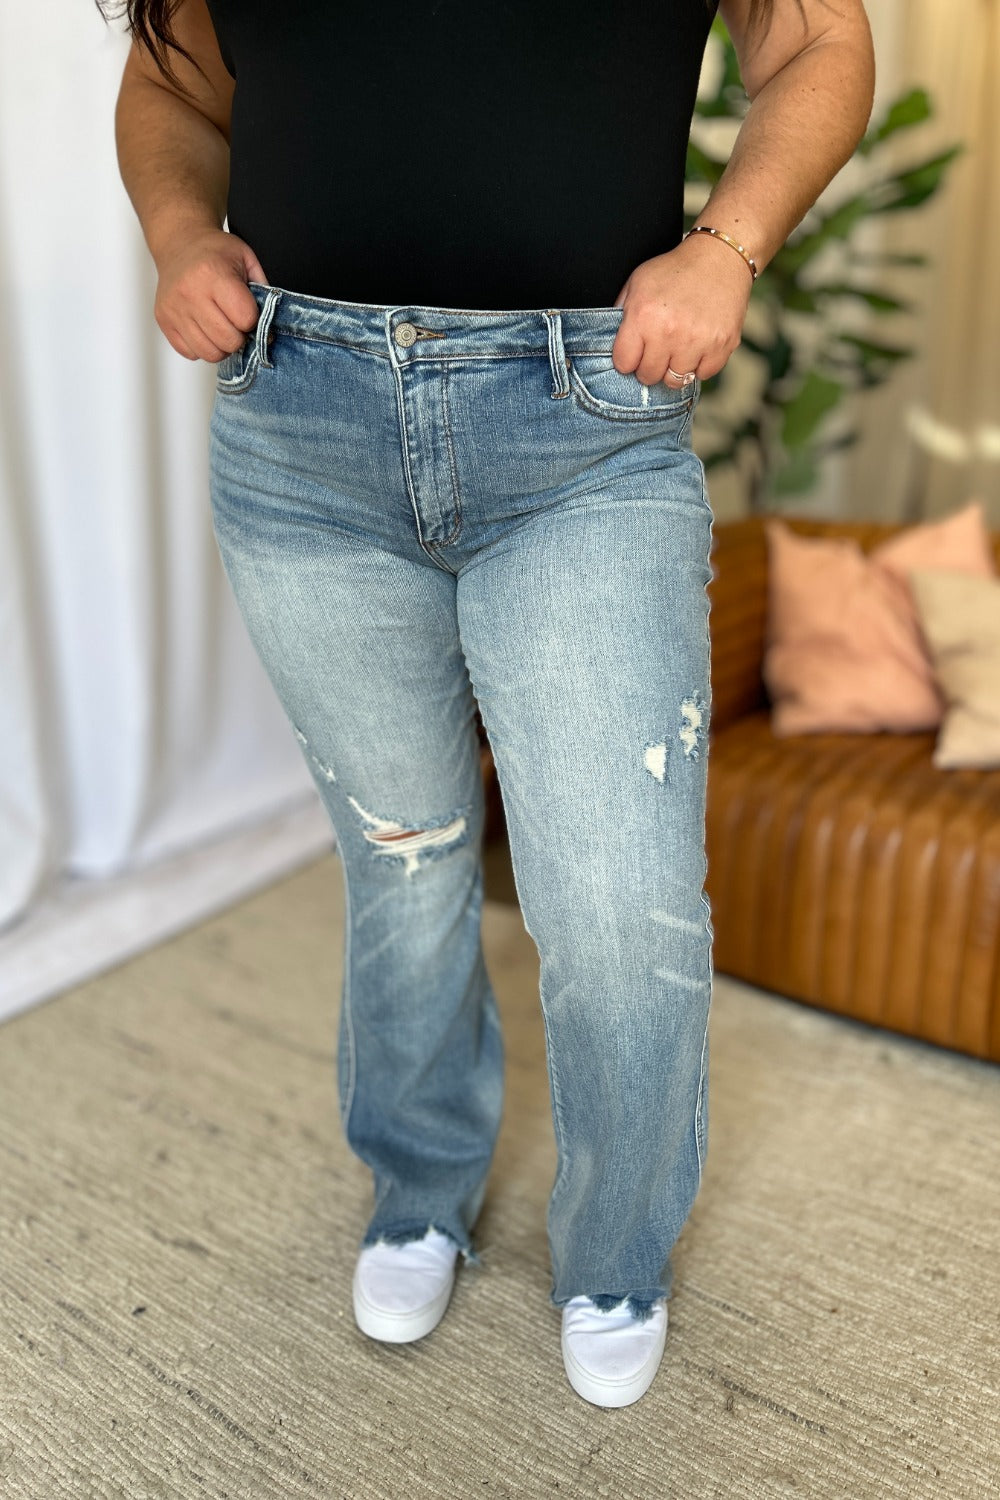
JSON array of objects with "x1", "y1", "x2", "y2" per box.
[
  {"x1": 857, "y1": 88, "x2": 932, "y2": 156},
  {"x1": 741, "y1": 331, "x2": 794, "y2": 383},
  {"x1": 776, "y1": 196, "x2": 871, "y2": 273},
  {"x1": 836, "y1": 334, "x2": 913, "y2": 364},
  {"x1": 702, "y1": 448, "x2": 738, "y2": 470},
  {"x1": 684, "y1": 23, "x2": 960, "y2": 503},
  {"x1": 868, "y1": 146, "x2": 964, "y2": 214},
  {"x1": 816, "y1": 430, "x2": 861, "y2": 455},
  {"x1": 808, "y1": 284, "x2": 913, "y2": 314},
  {"x1": 772, "y1": 447, "x2": 821, "y2": 496},
  {"x1": 685, "y1": 140, "x2": 728, "y2": 184},
  {"x1": 781, "y1": 285, "x2": 822, "y2": 313},
  {"x1": 779, "y1": 371, "x2": 844, "y2": 449},
  {"x1": 850, "y1": 251, "x2": 929, "y2": 268}
]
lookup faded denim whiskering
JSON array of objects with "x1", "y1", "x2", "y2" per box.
[{"x1": 209, "y1": 282, "x2": 715, "y2": 1314}]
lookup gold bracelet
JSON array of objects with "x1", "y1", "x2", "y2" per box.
[{"x1": 685, "y1": 225, "x2": 759, "y2": 283}]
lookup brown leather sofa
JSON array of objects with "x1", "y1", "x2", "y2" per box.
[{"x1": 705, "y1": 514, "x2": 1000, "y2": 1064}]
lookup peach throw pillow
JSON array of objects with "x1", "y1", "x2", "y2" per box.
[
  {"x1": 909, "y1": 569, "x2": 1000, "y2": 768},
  {"x1": 763, "y1": 501, "x2": 996, "y2": 736}
]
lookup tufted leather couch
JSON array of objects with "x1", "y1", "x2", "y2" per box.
[{"x1": 705, "y1": 514, "x2": 1000, "y2": 1064}]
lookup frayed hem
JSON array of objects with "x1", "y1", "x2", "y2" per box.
[
  {"x1": 361, "y1": 1221, "x2": 482, "y2": 1269},
  {"x1": 560, "y1": 1292, "x2": 667, "y2": 1324}
]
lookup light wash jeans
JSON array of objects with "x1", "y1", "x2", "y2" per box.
[{"x1": 209, "y1": 282, "x2": 715, "y2": 1321}]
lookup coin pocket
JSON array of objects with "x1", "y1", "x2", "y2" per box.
[{"x1": 567, "y1": 352, "x2": 696, "y2": 424}]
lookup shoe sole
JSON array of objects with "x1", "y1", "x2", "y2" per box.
[
  {"x1": 352, "y1": 1263, "x2": 457, "y2": 1344},
  {"x1": 561, "y1": 1315, "x2": 668, "y2": 1408}
]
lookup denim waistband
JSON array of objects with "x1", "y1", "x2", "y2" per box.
[{"x1": 246, "y1": 282, "x2": 626, "y2": 367}]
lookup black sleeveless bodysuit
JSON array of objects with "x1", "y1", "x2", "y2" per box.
[{"x1": 203, "y1": 1, "x2": 718, "y2": 309}]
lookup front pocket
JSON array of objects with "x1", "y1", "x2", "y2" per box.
[
  {"x1": 215, "y1": 336, "x2": 262, "y2": 396},
  {"x1": 567, "y1": 352, "x2": 696, "y2": 425}
]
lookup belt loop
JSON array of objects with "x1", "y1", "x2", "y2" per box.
[
  {"x1": 384, "y1": 308, "x2": 402, "y2": 374},
  {"x1": 255, "y1": 286, "x2": 282, "y2": 368},
  {"x1": 544, "y1": 310, "x2": 570, "y2": 399}
]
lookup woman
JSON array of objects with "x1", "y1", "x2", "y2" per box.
[{"x1": 106, "y1": 0, "x2": 875, "y2": 1408}]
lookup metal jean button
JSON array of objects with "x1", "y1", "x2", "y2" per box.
[{"x1": 394, "y1": 322, "x2": 418, "y2": 348}]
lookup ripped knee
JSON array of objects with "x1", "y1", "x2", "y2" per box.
[{"x1": 347, "y1": 796, "x2": 471, "y2": 876}]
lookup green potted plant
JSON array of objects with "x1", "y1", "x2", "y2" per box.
[{"x1": 688, "y1": 17, "x2": 962, "y2": 510}]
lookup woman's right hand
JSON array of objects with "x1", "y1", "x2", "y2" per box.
[{"x1": 153, "y1": 228, "x2": 269, "y2": 364}]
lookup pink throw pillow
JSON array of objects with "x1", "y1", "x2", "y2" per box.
[{"x1": 763, "y1": 501, "x2": 996, "y2": 736}]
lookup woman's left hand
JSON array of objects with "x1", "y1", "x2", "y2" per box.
[{"x1": 611, "y1": 233, "x2": 755, "y2": 390}]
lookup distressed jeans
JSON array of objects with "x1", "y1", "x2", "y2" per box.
[{"x1": 209, "y1": 282, "x2": 715, "y2": 1320}]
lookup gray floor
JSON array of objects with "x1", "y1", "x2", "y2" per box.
[{"x1": 1, "y1": 842, "x2": 997, "y2": 1499}]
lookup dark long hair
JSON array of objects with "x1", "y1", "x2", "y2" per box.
[{"x1": 96, "y1": 0, "x2": 783, "y2": 92}]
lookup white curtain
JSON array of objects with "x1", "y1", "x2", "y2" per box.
[
  {"x1": 840, "y1": 0, "x2": 1000, "y2": 522},
  {"x1": 0, "y1": 6, "x2": 329, "y2": 1019}
]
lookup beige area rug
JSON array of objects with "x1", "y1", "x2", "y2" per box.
[{"x1": 1, "y1": 846, "x2": 997, "y2": 1500}]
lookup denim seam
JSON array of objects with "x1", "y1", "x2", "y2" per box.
[
  {"x1": 695, "y1": 472, "x2": 713, "y2": 1187},
  {"x1": 338, "y1": 848, "x2": 359, "y2": 1138},
  {"x1": 694, "y1": 1014, "x2": 710, "y2": 1186},
  {"x1": 538, "y1": 991, "x2": 571, "y2": 1270},
  {"x1": 389, "y1": 336, "x2": 435, "y2": 560},
  {"x1": 418, "y1": 539, "x2": 461, "y2": 576},
  {"x1": 437, "y1": 363, "x2": 464, "y2": 545}
]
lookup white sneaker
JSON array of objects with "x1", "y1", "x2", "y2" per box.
[
  {"x1": 561, "y1": 1295, "x2": 668, "y2": 1408},
  {"x1": 352, "y1": 1228, "x2": 460, "y2": 1343}
]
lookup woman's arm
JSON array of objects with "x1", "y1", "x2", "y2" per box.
[
  {"x1": 612, "y1": 0, "x2": 876, "y2": 389},
  {"x1": 114, "y1": 0, "x2": 267, "y2": 362},
  {"x1": 699, "y1": 0, "x2": 877, "y2": 269}
]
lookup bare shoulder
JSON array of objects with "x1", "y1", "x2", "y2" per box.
[
  {"x1": 717, "y1": 0, "x2": 874, "y2": 99},
  {"x1": 121, "y1": 0, "x2": 234, "y2": 141}
]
